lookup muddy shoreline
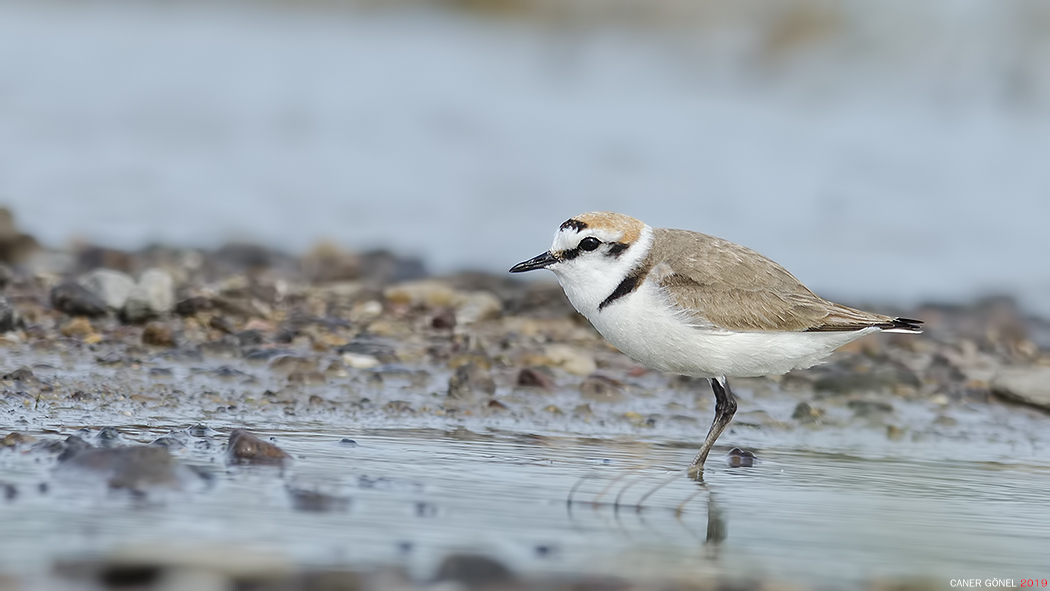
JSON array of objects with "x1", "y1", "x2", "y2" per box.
[{"x1": 2, "y1": 231, "x2": 1050, "y2": 590}]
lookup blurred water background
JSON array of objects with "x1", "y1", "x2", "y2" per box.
[{"x1": 2, "y1": 0, "x2": 1049, "y2": 314}]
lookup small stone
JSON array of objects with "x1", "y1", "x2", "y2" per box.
[
  {"x1": 0, "y1": 296, "x2": 20, "y2": 332},
  {"x1": 288, "y1": 371, "x2": 326, "y2": 386},
  {"x1": 142, "y1": 322, "x2": 176, "y2": 347},
  {"x1": 544, "y1": 345, "x2": 597, "y2": 376},
  {"x1": 342, "y1": 353, "x2": 380, "y2": 369},
  {"x1": 434, "y1": 554, "x2": 514, "y2": 588},
  {"x1": 991, "y1": 367, "x2": 1050, "y2": 412},
  {"x1": 51, "y1": 281, "x2": 108, "y2": 317},
  {"x1": 269, "y1": 355, "x2": 317, "y2": 374},
  {"x1": 1, "y1": 432, "x2": 36, "y2": 448},
  {"x1": 384, "y1": 280, "x2": 458, "y2": 308},
  {"x1": 0, "y1": 263, "x2": 12, "y2": 289},
  {"x1": 81, "y1": 269, "x2": 136, "y2": 310},
  {"x1": 227, "y1": 429, "x2": 291, "y2": 465},
  {"x1": 431, "y1": 308, "x2": 457, "y2": 330},
  {"x1": 174, "y1": 296, "x2": 213, "y2": 316},
  {"x1": 886, "y1": 425, "x2": 906, "y2": 440},
  {"x1": 209, "y1": 315, "x2": 237, "y2": 334},
  {"x1": 516, "y1": 367, "x2": 556, "y2": 390},
  {"x1": 727, "y1": 447, "x2": 757, "y2": 468},
  {"x1": 455, "y1": 291, "x2": 502, "y2": 325},
  {"x1": 60, "y1": 317, "x2": 94, "y2": 338},
  {"x1": 447, "y1": 362, "x2": 496, "y2": 403},
  {"x1": 580, "y1": 374, "x2": 625, "y2": 403},
  {"x1": 792, "y1": 402, "x2": 826, "y2": 423},
  {"x1": 123, "y1": 268, "x2": 175, "y2": 323}
]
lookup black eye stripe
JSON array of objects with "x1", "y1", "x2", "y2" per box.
[{"x1": 607, "y1": 242, "x2": 628, "y2": 257}]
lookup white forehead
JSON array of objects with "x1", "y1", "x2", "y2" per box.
[{"x1": 550, "y1": 226, "x2": 623, "y2": 251}]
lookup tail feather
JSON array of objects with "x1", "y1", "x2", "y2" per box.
[{"x1": 880, "y1": 317, "x2": 923, "y2": 334}]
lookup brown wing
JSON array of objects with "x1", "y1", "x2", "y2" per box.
[{"x1": 648, "y1": 228, "x2": 902, "y2": 333}]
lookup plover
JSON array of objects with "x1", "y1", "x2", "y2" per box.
[{"x1": 510, "y1": 212, "x2": 922, "y2": 476}]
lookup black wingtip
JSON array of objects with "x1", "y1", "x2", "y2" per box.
[{"x1": 888, "y1": 317, "x2": 924, "y2": 332}]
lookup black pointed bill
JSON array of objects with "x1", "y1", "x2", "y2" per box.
[{"x1": 509, "y1": 251, "x2": 558, "y2": 273}]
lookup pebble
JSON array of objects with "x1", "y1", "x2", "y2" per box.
[
  {"x1": 1, "y1": 432, "x2": 36, "y2": 448},
  {"x1": 0, "y1": 296, "x2": 20, "y2": 332},
  {"x1": 384, "y1": 280, "x2": 458, "y2": 308},
  {"x1": 50, "y1": 281, "x2": 108, "y2": 317},
  {"x1": 516, "y1": 367, "x2": 556, "y2": 390},
  {"x1": 227, "y1": 429, "x2": 292, "y2": 465},
  {"x1": 579, "y1": 374, "x2": 626, "y2": 403},
  {"x1": 433, "y1": 554, "x2": 514, "y2": 588},
  {"x1": 991, "y1": 367, "x2": 1050, "y2": 411},
  {"x1": 60, "y1": 317, "x2": 95, "y2": 339},
  {"x1": 455, "y1": 291, "x2": 502, "y2": 325},
  {"x1": 342, "y1": 353, "x2": 381, "y2": 369},
  {"x1": 142, "y1": 322, "x2": 176, "y2": 347},
  {"x1": 81, "y1": 268, "x2": 136, "y2": 310},
  {"x1": 543, "y1": 344, "x2": 597, "y2": 376},
  {"x1": 447, "y1": 362, "x2": 496, "y2": 403},
  {"x1": 123, "y1": 268, "x2": 175, "y2": 323},
  {"x1": 792, "y1": 402, "x2": 826, "y2": 423}
]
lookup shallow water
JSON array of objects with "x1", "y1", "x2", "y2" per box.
[{"x1": 2, "y1": 352, "x2": 1049, "y2": 588}]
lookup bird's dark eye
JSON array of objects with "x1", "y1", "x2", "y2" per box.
[{"x1": 579, "y1": 237, "x2": 601, "y2": 251}]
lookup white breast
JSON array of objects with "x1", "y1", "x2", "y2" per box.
[{"x1": 579, "y1": 277, "x2": 877, "y2": 378}]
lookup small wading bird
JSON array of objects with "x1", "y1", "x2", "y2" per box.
[{"x1": 510, "y1": 212, "x2": 922, "y2": 477}]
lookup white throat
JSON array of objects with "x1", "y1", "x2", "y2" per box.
[{"x1": 550, "y1": 225, "x2": 654, "y2": 320}]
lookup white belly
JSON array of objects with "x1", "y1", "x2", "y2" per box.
[{"x1": 573, "y1": 279, "x2": 876, "y2": 378}]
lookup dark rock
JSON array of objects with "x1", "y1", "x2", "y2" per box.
[
  {"x1": 227, "y1": 429, "x2": 291, "y2": 465},
  {"x1": 516, "y1": 367, "x2": 555, "y2": 390},
  {"x1": 991, "y1": 367, "x2": 1050, "y2": 411},
  {"x1": 142, "y1": 322, "x2": 176, "y2": 347},
  {"x1": 727, "y1": 447, "x2": 757, "y2": 468},
  {"x1": 431, "y1": 308, "x2": 457, "y2": 330},
  {"x1": 792, "y1": 402, "x2": 825, "y2": 423},
  {"x1": 447, "y1": 362, "x2": 496, "y2": 403},
  {"x1": 0, "y1": 295, "x2": 20, "y2": 332},
  {"x1": 1, "y1": 482, "x2": 15, "y2": 501},
  {"x1": 339, "y1": 438, "x2": 358, "y2": 447},
  {"x1": 579, "y1": 374, "x2": 625, "y2": 403},
  {"x1": 208, "y1": 315, "x2": 237, "y2": 334},
  {"x1": 56, "y1": 445, "x2": 185, "y2": 490},
  {"x1": 287, "y1": 488, "x2": 351, "y2": 513},
  {"x1": 50, "y1": 281, "x2": 108, "y2": 317},
  {"x1": 174, "y1": 296, "x2": 213, "y2": 316},
  {"x1": 434, "y1": 554, "x2": 513, "y2": 588}
]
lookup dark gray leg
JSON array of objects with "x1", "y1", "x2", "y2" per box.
[{"x1": 688, "y1": 376, "x2": 737, "y2": 477}]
